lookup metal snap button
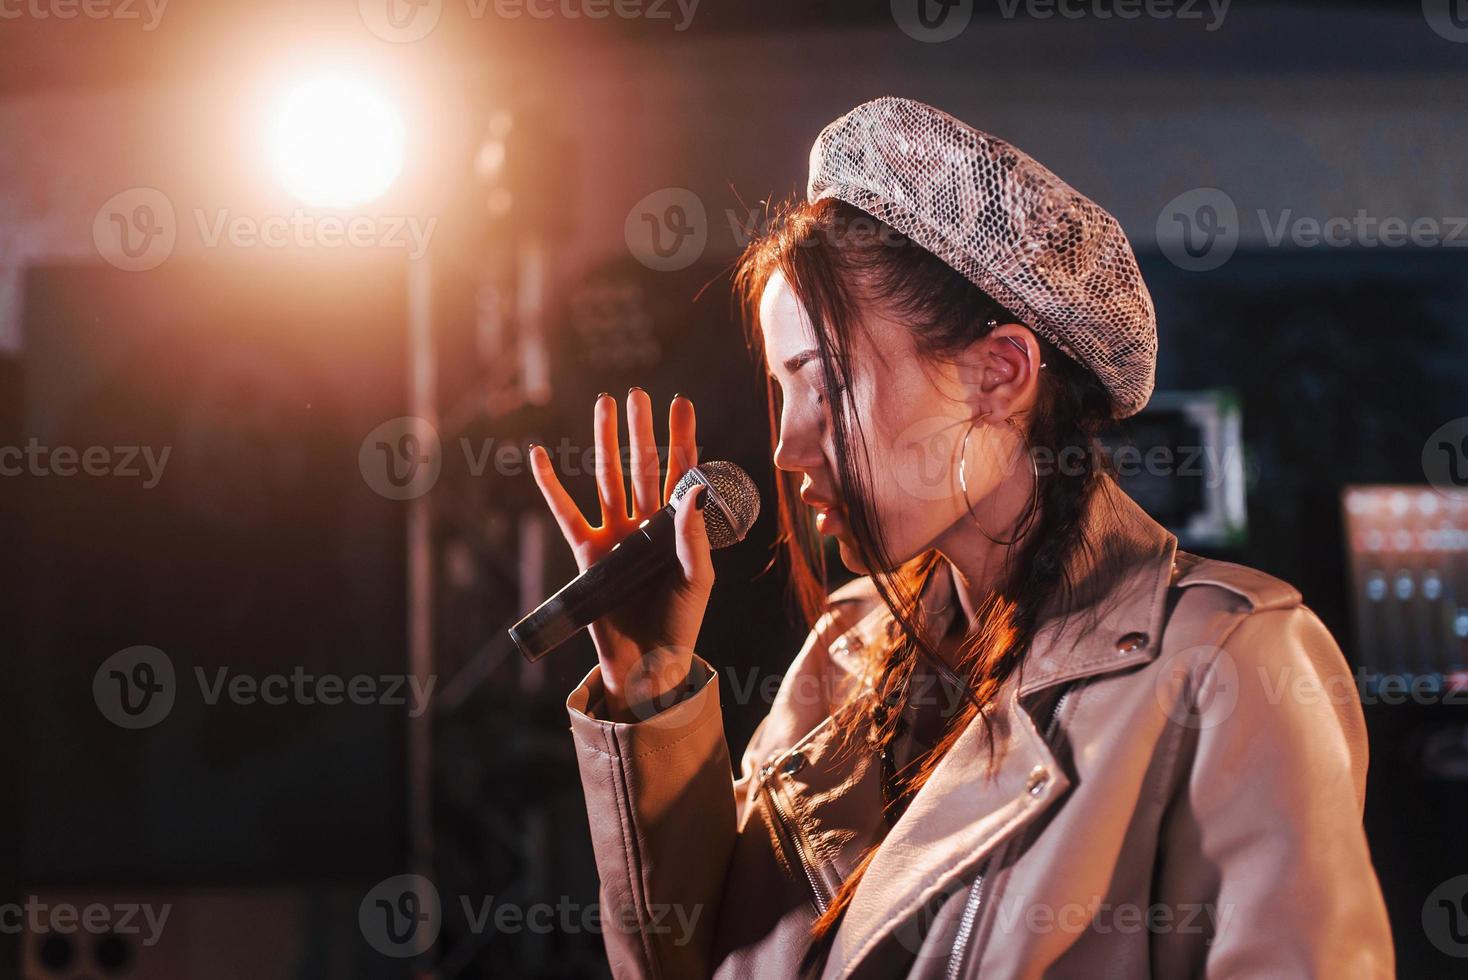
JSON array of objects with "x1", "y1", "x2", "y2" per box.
[
  {"x1": 1026, "y1": 765, "x2": 1049, "y2": 796},
  {"x1": 781, "y1": 751, "x2": 807, "y2": 776},
  {"x1": 1115, "y1": 631, "x2": 1149, "y2": 653}
]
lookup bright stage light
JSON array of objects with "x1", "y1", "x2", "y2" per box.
[{"x1": 268, "y1": 74, "x2": 405, "y2": 209}]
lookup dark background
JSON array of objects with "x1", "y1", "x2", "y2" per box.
[{"x1": 2, "y1": 1, "x2": 1466, "y2": 977}]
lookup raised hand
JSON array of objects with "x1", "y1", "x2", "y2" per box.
[{"x1": 528, "y1": 390, "x2": 712, "y2": 721}]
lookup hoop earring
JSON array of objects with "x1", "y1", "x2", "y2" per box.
[{"x1": 957, "y1": 415, "x2": 1040, "y2": 546}]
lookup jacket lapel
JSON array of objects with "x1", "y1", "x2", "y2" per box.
[{"x1": 823, "y1": 477, "x2": 1179, "y2": 977}]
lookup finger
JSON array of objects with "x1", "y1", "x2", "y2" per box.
[
  {"x1": 593, "y1": 392, "x2": 628, "y2": 526},
  {"x1": 627, "y1": 387, "x2": 660, "y2": 517},
  {"x1": 528, "y1": 444, "x2": 591, "y2": 546},
  {"x1": 663, "y1": 394, "x2": 699, "y2": 502},
  {"x1": 672, "y1": 483, "x2": 713, "y2": 587}
]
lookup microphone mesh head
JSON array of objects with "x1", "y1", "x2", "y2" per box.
[{"x1": 672, "y1": 461, "x2": 761, "y2": 549}]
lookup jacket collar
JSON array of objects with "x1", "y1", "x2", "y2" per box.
[
  {"x1": 1017, "y1": 474, "x2": 1181, "y2": 696},
  {"x1": 823, "y1": 476, "x2": 1180, "y2": 978},
  {"x1": 838, "y1": 474, "x2": 1180, "y2": 697}
]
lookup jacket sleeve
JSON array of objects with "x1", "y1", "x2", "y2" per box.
[
  {"x1": 564, "y1": 601, "x2": 864, "y2": 980},
  {"x1": 566, "y1": 655, "x2": 736, "y2": 980},
  {"x1": 1151, "y1": 604, "x2": 1396, "y2": 978}
]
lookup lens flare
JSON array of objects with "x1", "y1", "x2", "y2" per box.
[{"x1": 269, "y1": 74, "x2": 405, "y2": 209}]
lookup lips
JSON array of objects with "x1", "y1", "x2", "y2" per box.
[
  {"x1": 800, "y1": 490, "x2": 844, "y2": 513},
  {"x1": 800, "y1": 487, "x2": 847, "y2": 536}
]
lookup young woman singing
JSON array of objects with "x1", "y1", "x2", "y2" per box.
[{"x1": 528, "y1": 98, "x2": 1394, "y2": 978}]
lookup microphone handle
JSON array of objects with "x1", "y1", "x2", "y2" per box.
[{"x1": 510, "y1": 502, "x2": 679, "y2": 662}]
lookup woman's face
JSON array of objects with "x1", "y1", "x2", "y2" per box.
[{"x1": 759, "y1": 269, "x2": 1036, "y2": 574}]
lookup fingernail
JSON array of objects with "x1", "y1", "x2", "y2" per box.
[
  {"x1": 672, "y1": 392, "x2": 683, "y2": 400},
  {"x1": 597, "y1": 391, "x2": 610, "y2": 401},
  {"x1": 628, "y1": 385, "x2": 645, "y2": 396}
]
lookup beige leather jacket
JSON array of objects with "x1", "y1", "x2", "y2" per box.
[{"x1": 565, "y1": 478, "x2": 1395, "y2": 978}]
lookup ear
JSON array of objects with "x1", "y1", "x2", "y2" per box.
[{"x1": 961, "y1": 322, "x2": 1043, "y2": 421}]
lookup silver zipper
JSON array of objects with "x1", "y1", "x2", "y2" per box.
[
  {"x1": 946, "y1": 866, "x2": 988, "y2": 980},
  {"x1": 946, "y1": 688, "x2": 1071, "y2": 978},
  {"x1": 762, "y1": 771, "x2": 833, "y2": 915}
]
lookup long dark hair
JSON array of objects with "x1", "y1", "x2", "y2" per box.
[{"x1": 734, "y1": 198, "x2": 1117, "y2": 956}]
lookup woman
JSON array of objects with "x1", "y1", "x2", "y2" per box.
[{"x1": 529, "y1": 98, "x2": 1394, "y2": 978}]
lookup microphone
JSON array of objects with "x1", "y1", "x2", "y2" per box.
[{"x1": 510, "y1": 460, "x2": 761, "y2": 662}]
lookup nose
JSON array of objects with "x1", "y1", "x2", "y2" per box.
[{"x1": 772, "y1": 399, "x2": 825, "y2": 474}]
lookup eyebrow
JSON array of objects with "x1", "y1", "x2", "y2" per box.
[{"x1": 781, "y1": 348, "x2": 822, "y2": 374}]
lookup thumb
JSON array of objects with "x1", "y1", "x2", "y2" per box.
[{"x1": 672, "y1": 483, "x2": 714, "y2": 588}]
